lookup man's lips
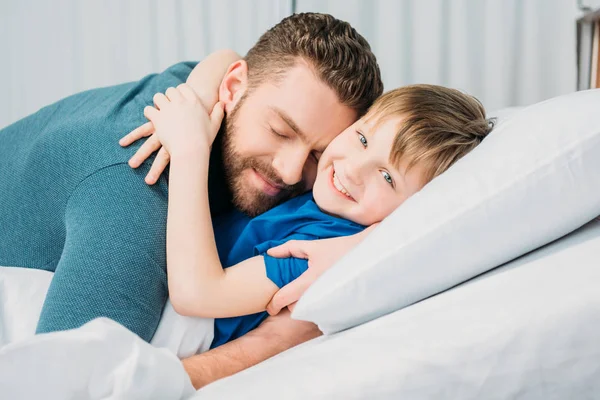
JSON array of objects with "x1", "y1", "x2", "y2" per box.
[{"x1": 252, "y1": 168, "x2": 284, "y2": 196}]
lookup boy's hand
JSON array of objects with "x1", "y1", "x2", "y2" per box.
[
  {"x1": 119, "y1": 84, "x2": 224, "y2": 184},
  {"x1": 144, "y1": 85, "x2": 223, "y2": 156},
  {"x1": 119, "y1": 121, "x2": 169, "y2": 185},
  {"x1": 265, "y1": 224, "x2": 378, "y2": 316},
  {"x1": 264, "y1": 235, "x2": 357, "y2": 315}
]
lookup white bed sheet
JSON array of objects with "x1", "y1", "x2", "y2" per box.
[{"x1": 195, "y1": 218, "x2": 600, "y2": 399}]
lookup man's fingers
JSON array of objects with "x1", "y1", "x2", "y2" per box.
[
  {"x1": 266, "y1": 272, "x2": 313, "y2": 316},
  {"x1": 153, "y1": 93, "x2": 169, "y2": 110},
  {"x1": 119, "y1": 122, "x2": 154, "y2": 147},
  {"x1": 128, "y1": 136, "x2": 161, "y2": 168},
  {"x1": 266, "y1": 240, "x2": 310, "y2": 259},
  {"x1": 145, "y1": 148, "x2": 170, "y2": 185}
]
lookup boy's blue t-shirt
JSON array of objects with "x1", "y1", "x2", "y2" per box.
[{"x1": 210, "y1": 192, "x2": 364, "y2": 349}]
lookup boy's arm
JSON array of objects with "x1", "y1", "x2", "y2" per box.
[
  {"x1": 167, "y1": 150, "x2": 288, "y2": 317},
  {"x1": 182, "y1": 308, "x2": 322, "y2": 390},
  {"x1": 186, "y1": 49, "x2": 241, "y2": 111},
  {"x1": 142, "y1": 85, "x2": 285, "y2": 318}
]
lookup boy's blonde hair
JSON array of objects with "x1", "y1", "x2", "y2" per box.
[{"x1": 365, "y1": 84, "x2": 493, "y2": 183}]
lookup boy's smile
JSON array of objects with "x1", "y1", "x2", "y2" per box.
[{"x1": 329, "y1": 164, "x2": 356, "y2": 202}]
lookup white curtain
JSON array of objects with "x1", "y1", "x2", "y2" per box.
[
  {"x1": 0, "y1": 0, "x2": 290, "y2": 129},
  {"x1": 0, "y1": 0, "x2": 585, "y2": 128},
  {"x1": 297, "y1": 0, "x2": 581, "y2": 112}
]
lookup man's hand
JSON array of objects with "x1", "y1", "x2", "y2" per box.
[
  {"x1": 265, "y1": 225, "x2": 377, "y2": 316},
  {"x1": 182, "y1": 308, "x2": 321, "y2": 389},
  {"x1": 119, "y1": 120, "x2": 167, "y2": 185}
]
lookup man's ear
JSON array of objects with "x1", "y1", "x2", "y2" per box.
[{"x1": 219, "y1": 60, "x2": 248, "y2": 113}]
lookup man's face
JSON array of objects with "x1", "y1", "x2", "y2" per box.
[{"x1": 221, "y1": 61, "x2": 357, "y2": 216}]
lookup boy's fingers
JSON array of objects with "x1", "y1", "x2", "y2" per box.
[
  {"x1": 119, "y1": 122, "x2": 153, "y2": 147},
  {"x1": 165, "y1": 87, "x2": 183, "y2": 102},
  {"x1": 144, "y1": 148, "x2": 170, "y2": 185},
  {"x1": 266, "y1": 273, "x2": 312, "y2": 315},
  {"x1": 210, "y1": 102, "x2": 225, "y2": 131},
  {"x1": 287, "y1": 301, "x2": 298, "y2": 313},
  {"x1": 144, "y1": 105, "x2": 159, "y2": 122},
  {"x1": 266, "y1": 294, "x2": 284, "y2": 316},
  {"x1": 128, "y1": 136, "x2": 161, "y2": 168},
  {"x1": 177, "y1": 83, "x2": 197, "y2": 102},
  {"x1": 266, "y1": 240, "x2": 310, "y2": 259},
  {"x1": 153, "y1": 93, "x2": 169, "y2": 110}
]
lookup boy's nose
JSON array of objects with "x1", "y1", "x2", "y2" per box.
[{"x1": 344, "y1": 161, "x2": 364, "y2": 187}]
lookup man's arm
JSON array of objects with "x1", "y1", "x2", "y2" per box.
[
  {"x1": 182, "y1": 309, "x2": 321, "y2": 390},
  {"x1": 37, "y1": 163, "x2": 169, "y2": 341}
]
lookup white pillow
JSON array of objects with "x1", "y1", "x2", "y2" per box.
[
  {"x1": 0, "y1": 266, "x2": 213, "y2": 357},
  {"x1": 293, "y1": 89, "x2": 600, "y2": 334}
]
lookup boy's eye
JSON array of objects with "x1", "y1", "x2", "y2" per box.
[
  {"x1": 357, "y1": 131, "x2": 368, "y2": 147},
  {"x1": 381, "y1": 170, "x2": 394, "y2": 186}
]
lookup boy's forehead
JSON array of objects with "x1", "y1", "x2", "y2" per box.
[{"x1": 361, "y1": 114, "x2": 405, "y2": 135}]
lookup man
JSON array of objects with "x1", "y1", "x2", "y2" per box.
[{"x1": 0, "y1": 13, "x2": 382, "y2": 388}]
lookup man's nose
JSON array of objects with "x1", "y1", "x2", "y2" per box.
[{"x1": 272, "y1": 150, "x2": 307, "y2": 186}]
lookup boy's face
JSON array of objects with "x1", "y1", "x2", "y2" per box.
[{"x1": 313, "y1": 116, "x2": 427, "y2": 226}]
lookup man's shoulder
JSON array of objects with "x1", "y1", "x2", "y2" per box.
[{"x1": 72, "y1": 162, "x2": 168, "y2": 203}]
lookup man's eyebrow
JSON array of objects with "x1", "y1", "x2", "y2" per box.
[{"x1": 270, "y1": 107, "x2": 308, "y2": 142}]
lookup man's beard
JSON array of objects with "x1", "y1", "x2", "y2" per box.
[{"x1": 221, "y1": 97, "x2": 305, "y2": 217}]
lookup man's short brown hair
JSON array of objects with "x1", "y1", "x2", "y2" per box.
[
  {"x1": 364, "y1": 85, "x2": 494, "y2": 183},
  {"x1": 245, "y1": 12, "x2": 383, "y2": 116}
]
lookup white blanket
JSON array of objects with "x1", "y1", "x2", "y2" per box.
[
  {"x1": 0, "y1": 267, "x2": 213, "y2": 399},
  {"x1": 0, "y1": 318, "x2": 195, "y2": 399}
]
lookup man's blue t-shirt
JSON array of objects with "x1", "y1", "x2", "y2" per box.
[{"x1": 210, "y1": 193, "x2": 364, "y2": 348}]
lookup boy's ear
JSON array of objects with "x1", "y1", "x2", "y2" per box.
[{"x1": 219, "y1": 60, "x2": 248, "y2": 113}]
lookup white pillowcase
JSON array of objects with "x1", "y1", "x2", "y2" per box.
[{"x1": 293, "y1": 89, "x2": 600, "y2": 334}]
